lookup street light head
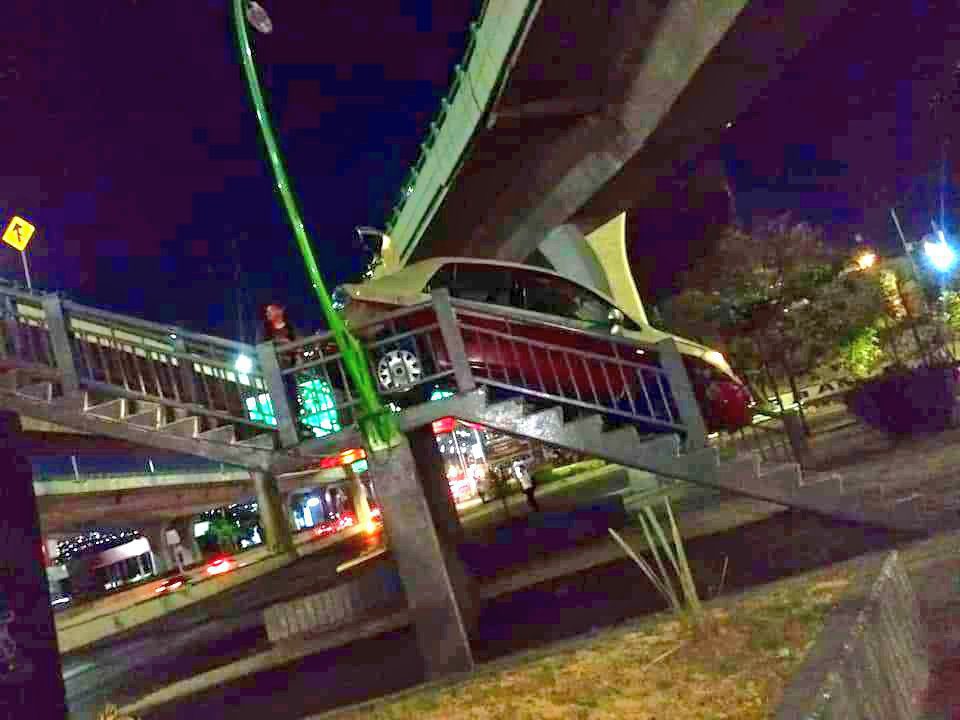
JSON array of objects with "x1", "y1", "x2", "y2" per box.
[
  {"x1": 235, "y1": 354, "x2": 254, "y2": 375},
  {"x1": 245, "y1": 1, "x2": 273, "y2": 33},
  {"x1": 924, "y1": 237, "x2": 957, "y2": 273}
]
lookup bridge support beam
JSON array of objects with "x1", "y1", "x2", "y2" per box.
[
  {"x1": 175, "y1": 517, "x2": 202, "y2": 565},
  {"x1": 368, "y1": 431, "x2": 475, "y2": 679},
  {"x1": 0, "y1": 412, "x2": 68, "y2": 718},
  {"x1": 252, "y1": 471, "x2": 294, "y2": 555},
  {"x1": 140, "y1": 522, "x2": 176, "y2": 576},
  {"x1": 344, "y1": 465, "x2": 372, "y2": 531}
]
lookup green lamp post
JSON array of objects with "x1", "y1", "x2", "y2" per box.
[{"x1": 232, "y1": 0, "x2": 398, "y2": 448}]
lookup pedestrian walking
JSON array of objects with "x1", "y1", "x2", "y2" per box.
[{"x1": 513, "y1": 459, "x2": 539, "y2": 512}]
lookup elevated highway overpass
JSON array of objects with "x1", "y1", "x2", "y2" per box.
[
  {"x1": 380, "y1": 0, "x2": 845, "y2": 290},
  {"x1": 35, "y1": 464, "x2": 349, "y2": 534}
]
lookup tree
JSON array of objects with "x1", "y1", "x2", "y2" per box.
[
  {"x1": 662, "y1": 216, "x2": 886, "y2": 428},
  {"x1": 207, "y1": 516, "x2": 242, "y2": 554}
]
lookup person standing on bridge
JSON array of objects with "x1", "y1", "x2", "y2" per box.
[{"x1": 258, "y1": 303, "x2": 312, "y2": 440}]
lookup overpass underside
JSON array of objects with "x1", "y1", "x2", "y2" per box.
[{"x1": 402, "y1": 0, "x2": 845, "y2": 265}]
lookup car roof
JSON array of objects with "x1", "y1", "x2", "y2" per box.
[
  {"x1": 347, "y1": 257, "x2": 621, "y2": 305},
  {"x1": 342, "y1": 257, "x2": 720, "y2": 364}
]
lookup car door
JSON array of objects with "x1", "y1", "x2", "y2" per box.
[
  {"x1": 509, "y1": 268, "x2": 650, "y2": 403},
  {"x1": 430, "y1": 263, "x2": 520, "y2": 381}
]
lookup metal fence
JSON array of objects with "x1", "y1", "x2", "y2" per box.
[
  {"x1": 714, "y1": 413, "x2": 796, "y2": 465},
  {"x1": 276, "y1": 292, "x2": 689, "y2": 441},
  {"x1": 452, "y1": 301, "x2": 685, "y2": 431},
  {"x1": 0, "y1": 287, "x2": 277, "y2": 436},
  {"x1": 0, "y1": 289, "x2": 55, "y2": 369},
  {"x1": 0, "y1": 285, "x2": 702, "y2": 453}
]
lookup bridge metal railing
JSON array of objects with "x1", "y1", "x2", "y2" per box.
[
  {"x1": 0, "y1": 285, "x2": 701, "y2": 455},
  {"x1": 274, "y1": 290, "x2": 692, "y2": 447},
  {"x1": 383, "y1": 0, "x2": 538, "y2": 262},
  {"x1": 0, "y1": 286, "x2": 56, "y2": 370},
  {"x1": 711, "y1": 412, "x2": 797, "y2": 466},
  {"x1": 0, "y1": 286, "x2": 277, "y2": 439},
  {"x1": 34, "y1": 466, "x2": 241, "y2": 484}
]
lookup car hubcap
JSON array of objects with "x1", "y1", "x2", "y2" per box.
[{"x1": 377, "y1": 349, "x2": 422, "y2": 391}]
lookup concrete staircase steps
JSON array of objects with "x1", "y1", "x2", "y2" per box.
[
  {"x1": 16, "y1": 381, "x2": 54, "y2": 403},
  {"x1": 481, "y1": 398, "x2": 526, "y2": 426},
  {"x1": 599, "y1": 424, "x2": 642, "y2": 451},
  {"x1": 0, "y1": 371, "x2": 18, "y2": 392},
  {"x1": 236, "y1": 433, "x2": 276, "y2": 450},
  {"x1": 563, "y1": 414, "x2": 604, "y2": 438},
  {"x1": 85, "y1": 398, "x2": 128, "y2": 420},
  {"x1": 160, "y1": 416, "x2": 200, "y2": 438},
  {"x1": 124, "y1": 405, "x2": 163, "y2": 429},
  {"x1": 523, "y1": 406, "x2": 563, "y2": 434},
  {"x1": 199, "y1": 424, "x2": 237, "y2": 445}
]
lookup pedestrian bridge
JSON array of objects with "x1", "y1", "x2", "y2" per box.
[
  {"x1": 4, "y1": 282, "x2": 952, "y2": 683},
  {"x1": 0, "y1": 282, "x2": 946, "y2": 537}
]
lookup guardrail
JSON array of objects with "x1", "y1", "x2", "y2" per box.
[
  {"x1": 719, "y1": 414, "x2": 797, "y2": 465},
  {"x1": 0, "y1": 287, "x2": 277, "y2": 439},
  {"x1": 383, "y1": 0, "x2": 538, "y2": 262},
  {"x1": 34, "y1": 466, "x2": 232, "y2": 483},
  {"x1": 273, "y1": 290, "x2": 691, "y2": 446},
  {"x1": 1, "y1": 285, "x2": 699, "y2": 454}
]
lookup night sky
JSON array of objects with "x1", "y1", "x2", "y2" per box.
[{"x1": 4, "y1": 1, "x2": 960, "y2": 329}]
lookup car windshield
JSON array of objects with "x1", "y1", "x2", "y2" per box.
[{"x1": 430, "y1": 262, "x2": 640, "y2": 331}]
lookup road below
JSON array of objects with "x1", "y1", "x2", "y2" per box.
[{"x1": 63, "y1": 532, "x2": 380, "y2": 720}]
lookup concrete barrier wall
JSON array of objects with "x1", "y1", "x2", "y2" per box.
[
  {"x1": 264, "y1": 565, "x2": 404, "y2": 644},
  {"x1": 775, "y1": 550, "x2": 928, "y2": 720}
]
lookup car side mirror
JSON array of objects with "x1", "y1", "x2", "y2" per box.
[{"x1": 608, "y1": 308, "x2": 624, "y2": 335}]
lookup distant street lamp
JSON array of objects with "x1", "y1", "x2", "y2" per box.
[
  {"x1": 231, "y1": 0, "x2": 395, "y2": 447},
  {"x1": 855, "y1": 251, "x2": 877, "y2": 271},
  {"x1": 924, "y1": 230, "x2": 957, "y2": 274},
  {"x1": 234, "y1": 353, "x2": 254, "y2": 375}
]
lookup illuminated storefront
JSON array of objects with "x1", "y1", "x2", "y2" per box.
[{"x1": 432, "y1": 416, "x2": 488, "y2": 504}]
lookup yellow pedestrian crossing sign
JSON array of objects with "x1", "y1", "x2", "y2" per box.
[{"x1": 2, "y1": 216, "x2": 35, "y2": 253}]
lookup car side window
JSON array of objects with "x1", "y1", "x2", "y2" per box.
[
  {"x1": 427, "y1": 265, "x2": 455, "y2": 293},
  {"x1": 446, "y1": 264, "x2": 514, "y2": 306},
  {"x1": 517, "y1": 270, "x2": 636, "y2": 328}
]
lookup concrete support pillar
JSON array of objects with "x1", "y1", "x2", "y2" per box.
[
  {"x1": 782, "y1": 411, "x2": 812, "y2": 468},
  {"x1": 0, "y1": 412, "x2": 68, "y2": 718},
  {"x1": 170, "y1": 517, "x2": 201, "y2": 568},
  {"x1": 141, "y1": 523, "x2": 175, "y2": 576},
  {"x1": 344, "y1": 466, "x2": 372, "y2": 530},
  {"x1": 408, "y1": 425, "x2": 465, "y2": 546},
  {"x1": 538, "y1": 224, "x2": 611, "y2": 296},
  {"x1": 282, "y1": 492, "x2": 298, "y2": 531},
  {"x1": 368, "y1": 432, "x2": 475, "y2": 679},
  {"x1": 252, "y1": 471, "x2": 294, "y2": 555}
]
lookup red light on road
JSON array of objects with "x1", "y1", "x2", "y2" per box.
[{"x1": 205, "y1": 558, "x2": 234, "y2": 575}]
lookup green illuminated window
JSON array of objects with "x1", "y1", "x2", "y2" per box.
[
  {"x1": 430, "y1": 387, "x2": 455, "y2": 402},
  {"x1": 351, "y1": 458, "x2": 368, "y2": 474},
  {"x1": 244, "y1": 377, "x2": 341, "y2": 438}
]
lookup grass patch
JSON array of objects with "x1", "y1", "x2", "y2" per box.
[
  {"x1": 335, "y1": 572, "x2": 850, "y2": 720},
  {"x1": 532, "y1": 459, "x2": 608, "y2": 485}
]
